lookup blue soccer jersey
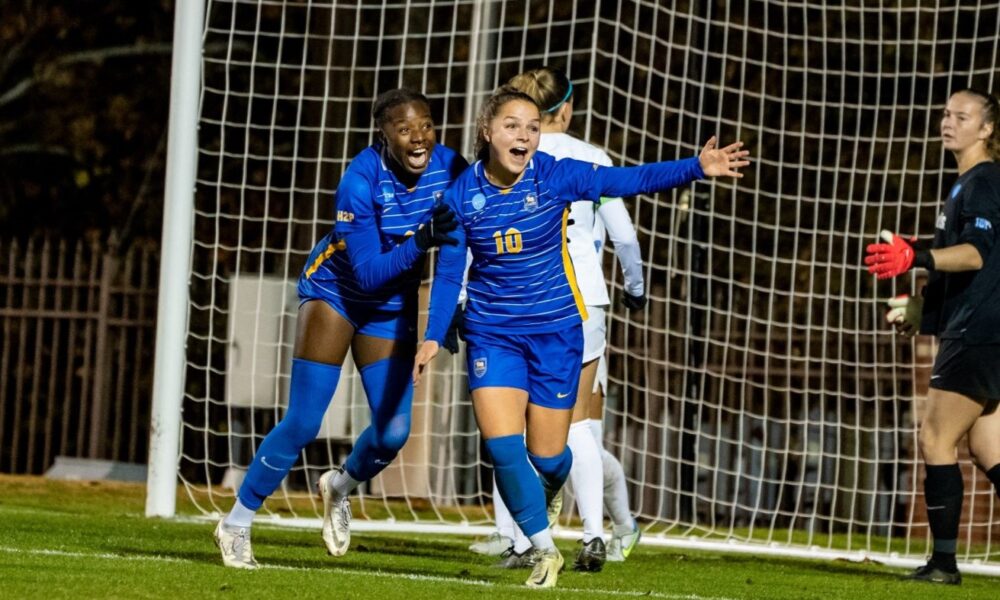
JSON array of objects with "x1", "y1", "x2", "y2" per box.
[
  {"x1": 298, "y1": 142, "x2": 467, "y2": 312},
  {"x1": 424, "y1": 150, "x2": 704, "y2": 342}
]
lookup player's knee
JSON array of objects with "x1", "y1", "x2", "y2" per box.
[
  {"x1": 274, "y1": 412, "x2": 323, "y2": 449},
  {"x1": 917, "y1": 424, "x2": 955, "y2": 463}
]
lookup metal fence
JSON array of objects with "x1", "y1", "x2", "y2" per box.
[{"x1": 0, "y1": 234, "x2": 158, "y2": 474}]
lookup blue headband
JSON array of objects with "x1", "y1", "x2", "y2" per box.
[{"x1": 544, "y1": 81, "x2": 574, "y2": 113}]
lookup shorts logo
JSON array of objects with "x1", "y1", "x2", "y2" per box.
[
  {"x1": 473, "y1": 357, "x2": 487, "y2": 377},
  {"x1": 472, "y1": 193, "x2": 486, "y2": 211},
  {"x1": 975, "y1": 217, "x2": 992, "y2": 231},
  {"x1": 524, "y1": 193, "x2": 538, "y2": 212},
  {"x1": 556, "y1": 392, "x2": 570, "y2": 398}
]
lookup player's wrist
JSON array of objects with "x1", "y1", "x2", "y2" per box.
[{"x1": 913, "y1": 249, "x2": 935, "y2": 270}]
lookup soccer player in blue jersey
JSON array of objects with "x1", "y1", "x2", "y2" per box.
[
  {"x1": 471, "y1": 66, "x2": 649, "y2": 572},
  {"x1": 865, "y1": 88, "x2": 1000, "y2": 585},
  {"x1": 412, "y1": 86, "x2": 750, "y2": 588},
  {"x1": 214, "y1": 88, "x2": 467, "y2": 569}
]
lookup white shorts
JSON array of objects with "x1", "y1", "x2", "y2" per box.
[{"x1": 582, "y1": 305, "x2": 607, "y2": 364}]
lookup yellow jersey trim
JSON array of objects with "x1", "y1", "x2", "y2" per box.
[
  {"x1": 304, "y1": 240, "x2": 346, "y2": 279},
  {"x1": 561, "y1": 207, "x2": 588, "y2": 321}
]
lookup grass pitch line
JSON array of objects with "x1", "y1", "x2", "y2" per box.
[{"x1": 0, "y1": 545, "x2": 734, "y2": 600}]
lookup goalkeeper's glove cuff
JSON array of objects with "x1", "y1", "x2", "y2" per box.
[{"x1": 913, "y1": 249, "x2": 935, "y2": 271}]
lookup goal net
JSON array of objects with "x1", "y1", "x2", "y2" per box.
[{"x1": 173, "y1": 0, "x2": 1000, "y2": 571}]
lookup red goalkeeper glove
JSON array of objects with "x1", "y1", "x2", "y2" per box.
[{"x1": 864, "y1": 230, "x2": 916, "y2": 279}]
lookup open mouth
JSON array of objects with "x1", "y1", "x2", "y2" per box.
[
  {"x1": 510, "y1": 147, "x2": 529, "y2": 158},
  {"x1": 406, "y1": 147, "x2": 429, "y2": 169}
]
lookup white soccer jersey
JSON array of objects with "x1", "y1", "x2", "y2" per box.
[{"x1": 538, "y1": 132, "x2": 644, "y2": 306}]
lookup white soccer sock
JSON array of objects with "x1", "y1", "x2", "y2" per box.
[
  {"x1": 587, "y1": 418, "x2": 633, "y2": 528},
  {"x1": 331, "y1": 468, "x2": 361, "y2": 499},
  {"x1": 567, "y1": 420, "x2": 605, "y2": 542},
  {"x1": 588, "y1": 418, "x2": 604, "y2": 446},
  {"x1": 513, "y1": 526, "x2": 532, "y2": 553},
  {"x1": 492, "y1": 475, "x2": 517, "y2": 541},
  {"x1": 224, "y1": 498, "x2": 256, "y2": 528},
  {"x1": 528, "y1": 528, "x2": 556, "y2": 552},
  {"x1": 601, "y1": 447, "x2": 632, "y2": 529}
]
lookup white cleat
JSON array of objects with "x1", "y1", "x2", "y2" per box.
[
  {"x1": 607, "y1": 519, "x2": 641, "y2": 562},
  {"x1": 214, "y1": 519, "x2": 258, "y2": 569},
  {"x1": 469, "y1": 532, "x2": 514, "y2": 556},
  {"x1": 525, "y1": 547, "x2": 564, "y2": 588},
  {"x1": 319, "y1": 468, "x2": 352, "y2": 556}
]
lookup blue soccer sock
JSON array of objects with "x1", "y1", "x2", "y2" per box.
[
  {"x1": 343, "y1": 356, "x2": 413, "y2": 483},
  {"x1": 485, "y1": 434, "x2": 549, "y2": 538},
  {"x1": 237, "y1": 358, "x2": 341, "y2": 510},
  {"x1": 528, "y1": 446, "x2": 573, "y2": 495}
]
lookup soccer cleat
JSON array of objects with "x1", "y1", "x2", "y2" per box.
[
  {"x1": 607, "y1": 519, "x2": 641, "y2": 562},
  {"x1": 214, "y1": 519, "x2": 258, "y2": 569},
  {"x1": 903, "y1": 562, "x2": 962, "y2": 585},
  {"x1": 525, "y1": 547, "x2": 564, "y2": 588},
  {"x1": 545, "y1": 486, "x2": 564, "y2": 528},
  {"x1": 573, "y1": 536, "x2": 606, "y2": 572},
  {"x1": 319, "y1": 468, "x2": 352, "y2": 557},
  {"x1": 494, "y1": 546, "x2": 538, "y2": 569},
  {"x1": 469, "y1": 532, "x2": 514, "y2": 556}
]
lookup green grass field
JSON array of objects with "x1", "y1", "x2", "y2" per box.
[{"x1": 0, "y1": 475, "x2": 993, "y2": 599}]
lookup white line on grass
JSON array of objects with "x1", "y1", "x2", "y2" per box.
[{"x1": 0, "y1": 545, "x2": 735, "y2": 600}]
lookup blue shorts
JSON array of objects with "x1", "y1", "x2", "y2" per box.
[
  {"x1": 464, "y1": 326, "x2": 583, "y2": 410},
  {"x1": 298, "y1": 294, "x2": 417, "y2": 342}
]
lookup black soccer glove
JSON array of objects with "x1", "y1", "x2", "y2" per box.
[
  {"x1": 414, "y1": 203, "x2": 459, "y2": 251},
  {"x1": 442, "y1": 305, "x2": 465, "y2": 354},
  {"x1": 621, "y1": 291, "x2": 646, "y2": 311}
]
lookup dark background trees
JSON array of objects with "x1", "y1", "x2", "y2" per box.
[{"x1": 0, "y1": 0, "x2": 174, "y2": 243}]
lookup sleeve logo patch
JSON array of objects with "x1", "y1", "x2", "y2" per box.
[
  {"x1": 337, "y1": 210, "x2": 355, "y2": 222},
  {"x1": 975, "y1": 217, "x2": 992, "y2": 230}
]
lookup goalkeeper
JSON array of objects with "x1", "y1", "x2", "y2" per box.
[
  {"x1": 864, "y1": 88, "x2": 1000, "y2": 585},
  {"x1": 213, "y1": 89, "x2": 467, "y2": 569}
]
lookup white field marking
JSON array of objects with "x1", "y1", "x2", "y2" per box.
[{"x1": 0, "y1": 545, "x2": 734, "y2": 600}]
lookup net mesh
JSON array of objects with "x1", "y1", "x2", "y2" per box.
[{"x1": 179, "y1": 0, "x2": 1000, "y2": 565}]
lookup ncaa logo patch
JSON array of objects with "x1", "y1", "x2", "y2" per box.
[
  {"x1": 473, "y1": 357, "x2": 488, "y2": 378},
  {"x1": 471, "y1": 193, "x2": 486, "y2": 211},
  {"x1": 381, "y1": 182, "x2": 395, "y2": 202},
  {"x1": 524, "y1": 193, "x2": 538, "y2": 212}
]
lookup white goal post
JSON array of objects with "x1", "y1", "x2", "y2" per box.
[{"x1": 150, "y1": 0, "x2": 1000, "y2": 574}]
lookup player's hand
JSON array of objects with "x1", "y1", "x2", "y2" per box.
[
  {"x1": 414, "y1": 203, "x2": 459, "y2": 250},
  {"x1": 412, "y1": 340, "x2": 440, "y2": 386},
  {"x1": 442, "y1": 306, "x2": 465, "y2": 354},
  {"x1": 864, "y1": 230, "x2": 915, "y2": 279},
  {"x1": 885, "y1": 293, "x2": 923, "y2": 337},
  {"x1": 698, "y1": 136, "x2": 751, "y2": 178},
  {"x1": 621, "y1": 291, "x2": 646, "y2": 311}
]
